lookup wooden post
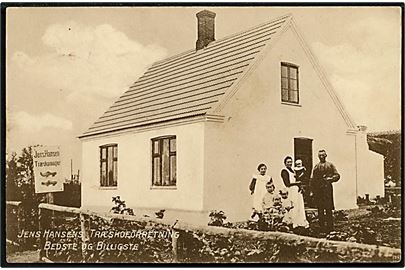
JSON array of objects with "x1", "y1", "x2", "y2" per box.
[
  {"x1": 16, "y1": 204, "x2": 24, "y2": 247},
  {"x1": 80, "y1": 213, "x2": 90, "y2": 262},
  {"x1": 46, "y1": 193, "x2": 54, "y2": 204},
  {"x1": 46, "y1": 193, "x2": 55, "y2": 227},
  {"x1": 171, "y1": 229, "x2": 179, "y2": 262},
  {"x1": 70, "y1": 159, "x2": 73, "y2": 181},
  {"x1": 38, "y1": 207, "x2": 45, "y2": 261}
]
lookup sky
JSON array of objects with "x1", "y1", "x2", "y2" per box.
[{"x1": 6, "y1": 6, "x2": 402, "y2": 178}]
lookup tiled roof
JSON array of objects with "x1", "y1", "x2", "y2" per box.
[{"x1": 80, "y1": 14, "x2": 292, "y2": 138}]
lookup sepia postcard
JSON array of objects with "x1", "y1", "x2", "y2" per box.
[{"x1": 3, "y1": 4, "x2": 403, "y2": 265}]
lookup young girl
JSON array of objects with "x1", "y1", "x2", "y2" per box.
[{"x1": 249, "y1": 163, "x2": 273, "y2": 220}]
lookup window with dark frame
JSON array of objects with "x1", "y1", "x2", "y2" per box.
[
  {"x1": 152, "y1": 136, "x2": 176, "y2": 187},
  {"x1": 281, "y1": 62, "x2": 299, "y2": 104},
  {"x1": 100, "y1": 144, "x2": 118, "y2": 187}
]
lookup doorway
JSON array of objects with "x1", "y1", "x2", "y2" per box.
[{"x1": 294, "y1": 137, "x2": 313, "y2": 207}]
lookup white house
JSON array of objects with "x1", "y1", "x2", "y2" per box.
[{"x1": 79, "y1": 11, "x2": 384, "y2": 222}]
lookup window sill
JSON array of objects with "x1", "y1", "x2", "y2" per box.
[
  {"x1": 281, "y1": 102, "x2": 302, "y2": 107},
  {"x1": 150, "y1": 186, "x2": 177, "y2": 190},
  {"x1": 99, "y1": 186, "x2": 118, "y2": 190}
]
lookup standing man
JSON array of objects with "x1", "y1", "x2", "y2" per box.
[{"x1": 310, "y1": 150, "x2": 340, "y2": 233}]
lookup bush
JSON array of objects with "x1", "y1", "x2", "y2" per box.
[
  {"x1": 111, "y1": 196, "x2": 134, "y2": 215},
  {"x1": 367, "y1": 204, "x2": 401, "y2": 219},
  {"x1": 208, "y1": 210, "x2": 227, "y2": 227},
  {"x1": 44, "y1": 213, "x2": 174, "y2": 263}
]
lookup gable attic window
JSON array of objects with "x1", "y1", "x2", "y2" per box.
[
  {"x1": 281, "y1": 62, "x2": 299, "y2": 104},
  {"x1": 100, "y1": 144, "x2": 118, "y2": 187},
  {"x1": 152, "y1": 136, "x2": 177, "y2": 187}
]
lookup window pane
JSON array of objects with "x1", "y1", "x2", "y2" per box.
[
  {"x1": 170, "y1": 138, "x2": 176, "y2": 152},
  {"x1": 107, "y1": 147, "x2": 113, "y2": 186},
  {"x1": 290, "y1": 67, "x2": 298, "y2": 79},
  {"x1": 170, "y1": 156, "x2": 176, "y2": 185},
  {"x1": 290, "y1": 90, "x2": 299, "y2": 103},
  {"x1": 281, "y1": 65, "x2": 288, "y2": 77},
  {"x1": 162, "y1": 139, "x2": 170, "y2": 185},
  {"x1": 113, "y1": 160, "x2": 117, "y2": 186},
  {"x1": 281, "y1": 78, "x2": 288, "y2": 89},
  {"x1": 281, "y1": 89, "x2": 289, "y2": 101},
  {"x1": 101, "y1": 161, "x2": 107, "y2": 186},
  {"x1": 153, "y1": 157, "x2": 161, "y2": 185},
  {"x1": 290, "y1": 79, "x2": 298, "y2": 90},
  {"x1": 113, "y1": 146, "x2": 118, "y2": 159},
  {"x1": 153, "y1": 141, "x2": 159, "y2": 154},
  {"x1": 101, "y1": 148, "x2": 106, "y2": 159}
]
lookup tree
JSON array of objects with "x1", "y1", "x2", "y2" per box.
[
  {"x1": 6, "y1": 146, "x2": 44, "y2": 202},
  {"x1": 6, "y1": 152, "x2": 18, "y2": 200}
]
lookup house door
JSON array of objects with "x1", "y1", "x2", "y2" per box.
[{"x1": 294, "y1": 137, "x2": 313, "y2": 207}]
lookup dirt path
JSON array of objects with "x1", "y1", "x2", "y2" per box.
[{"x1": 6, "y1": 250, "x2": 41, "y2": 263}]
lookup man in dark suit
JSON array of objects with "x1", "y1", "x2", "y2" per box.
[{"x1": 310, "y1": 150, "x2": 340, "y2": 233}]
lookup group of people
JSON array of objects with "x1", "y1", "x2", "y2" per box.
[{"x1": 249, "y1": 150, "x2": 340, "y2": 233}]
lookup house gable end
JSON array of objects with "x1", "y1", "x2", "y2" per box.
[{"x1": 210, "y1": 18, "x2": 357, "y2": 131}]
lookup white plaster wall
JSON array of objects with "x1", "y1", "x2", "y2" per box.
[
  {"x1": 204, "y1": 26, "x2": 359, "y2": 221},
  {"x1": 81, "y1": 122, "x2": 205, "y2": 212},
  {"x1": 356, "y1": 133, "x2": 385, "y2": 199}
]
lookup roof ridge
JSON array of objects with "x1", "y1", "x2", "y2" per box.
[
  {"x1": 208, "y1": 13, "x2": 292, "y2": 48},
  {"x1": 150, "y1": 13, "x2": 292, "y2": 67}
]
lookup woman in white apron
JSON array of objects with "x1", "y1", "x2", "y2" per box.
[
  {"x1": 249, "y1": 163, "x2": 273, "y2": 219},
  {"x1": 280, "y1": 156, "x2": 309, "y2": 228}
]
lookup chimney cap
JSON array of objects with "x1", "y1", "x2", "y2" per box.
[{"x1": 196, "y1": 10, "x2": 216, "y2": 18}]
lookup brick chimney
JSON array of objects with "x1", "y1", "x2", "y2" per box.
[{"x1": 196, "y1": 10, "x2": 216, "y2": 50}]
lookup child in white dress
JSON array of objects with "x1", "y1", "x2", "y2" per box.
[
  {"x1": 262, "y1": 182, "x2": 276, "y2": 212},
  {"x1": 249, "y1": 163, "x2": 273, "y2": 221},
  {"x1": 279, "y1": 189, "x2": 294, "y2": 225}
]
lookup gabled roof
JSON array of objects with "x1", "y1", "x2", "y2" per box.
[{"x1": 79, "y1": 14, "x2": 292, "y2": 138}]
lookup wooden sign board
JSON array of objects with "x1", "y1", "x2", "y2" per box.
[{"x1": 33, "y1": 146, "x2": 64, "y2": 194}]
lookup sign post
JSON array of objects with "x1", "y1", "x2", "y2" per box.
[{"x1": 33, "y1": 146, "x2": 64, "y2": 196}]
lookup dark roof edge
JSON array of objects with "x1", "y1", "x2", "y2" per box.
[{"x1": 77, "y1": 113, "x2": 207, "y2": 140}]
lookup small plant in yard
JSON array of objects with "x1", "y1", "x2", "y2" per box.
[
  {"x1": 111, "y1": 196, "x2": 134, "y2": 215},
  {"x1": 333, "y1": 210, "x2": 348, "y2": 222},
  {"x1": 367, "y1": 203, "x2": 401, "y2": 218},
  {"x1": 208, "y1": 210, "x2": 227, "y2": 227},
  {"x1": 155, "y1": 209, "x2": 165, "y2": 219},
  {"x1": 256, "y1": 211, "x2": 290, "y2": 232}
]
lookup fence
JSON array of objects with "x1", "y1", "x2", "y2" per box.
[
  {"x1": 37, "y1": 203, "x2": 401, "y2": 263},
  {"x1": 6, "y1": 199, "x2": 42, "y2": 251},
  {"x1": 6, "y1": 201, "x2": 23, "y2": 248}
]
